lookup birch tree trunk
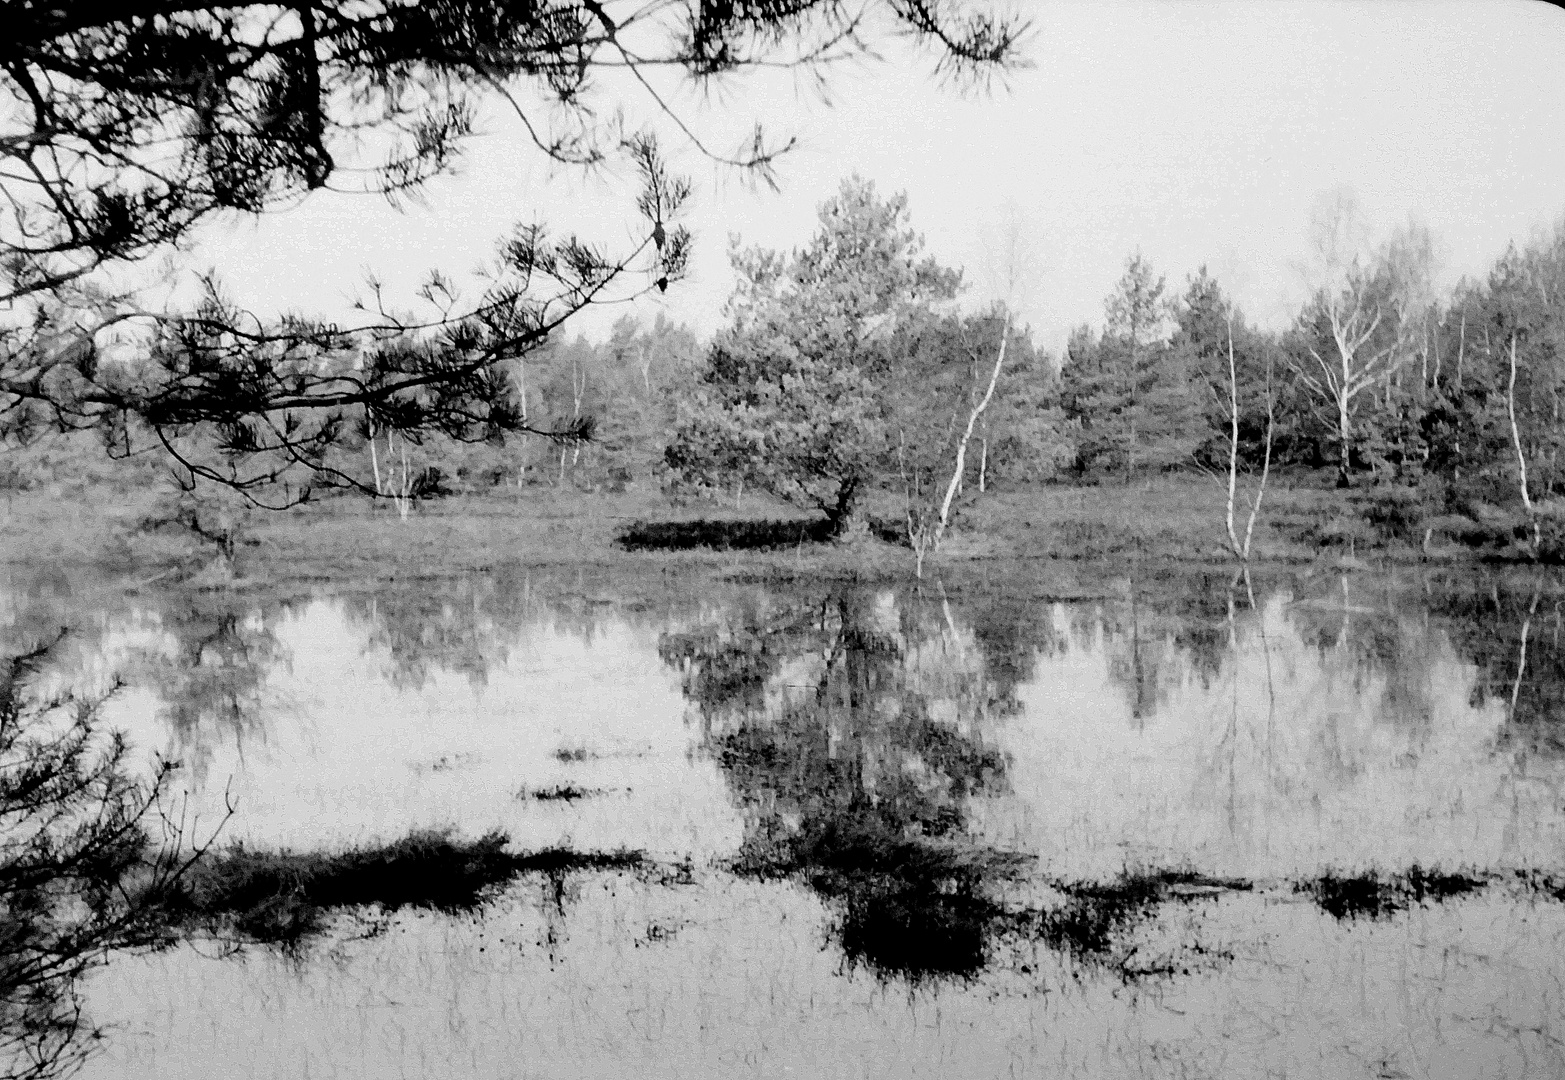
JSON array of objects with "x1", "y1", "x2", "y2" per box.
[
  {"x1": 367, "y1": 413, "x2": 384, "y2": 496},
  {"x1": 935, "y1": 309, "x2": 1010, "y2": 548},
  {"x1": 1224, "y1": 317, "x2": 1274, "y2": 561},
  {"x1": 1225, "y1": 320, "x2": 1242, "y2": 557},
  {"x1": 1506, "y1": 334, "x2": 1540, "y2": 552}
]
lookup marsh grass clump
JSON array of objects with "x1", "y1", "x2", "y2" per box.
[
  {"x1": 1305, "y1": 871, "x2": 1402, "y2": 920},
  {"x1": 727, "y1": 822, "x2": 1254, "y2": 985},
  {"x1": 171, "y1": 830, "x2": 516, "y2": 945},
  {"x1": 169, "y1": 831, "x2": 644, "y2": 947},
  {"x1": 1402, "y1": 865, "x2": 1488, "y2": 904},
  {"x1": 1515, "y1": 871, "x2": 1565, "y2": 903},
  {"x1": 1035, "y1": 875, "x2": 1161, "y2": 960},
  {"x1": 1031, "y1": 870, "x2": 1250, "y2": 971},
  {"x1": 617, "y1": 515, "x2": 916, "y2": 552},
  {"x1": 1302, "y1": 866, "x2": 1488, "y2": 921},
  {"x1": 616, "y1": 517, "x2": 836, "y2": 552},
  {"x1": 508, "y1": 847, "x2": 644, "y2": 874},
  {"x1": 525, "y1": 784, "x2": 603, "y2": 802}
]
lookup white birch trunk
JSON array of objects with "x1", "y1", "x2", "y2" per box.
[{"x1": 935, "y1": 310, "x2": 1010, "y2": 548}]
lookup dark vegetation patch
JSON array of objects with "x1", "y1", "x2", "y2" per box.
[
  {"x1": 523, "y1": 784, "x2": 609, "y2": 802},
  {"x1": 167, "y1": 830, "x2": 643, "y2": 947},
  {"x1": 1542, "y1": 876, "x2": 1565, "y2": 903},
  {"x1": 1301, "y1": 866, "x2": 1488, "y2": 921},
  {"x1": 835, "y1": 880, "x2": 994, "y2": 981},
  {"x1": 727, "y1": 820, "x2": 1253, "y2": 984},
  {"x1": 1033, "y1": 870, "x2": 1251, "y2": 966},
  {"x1": 615, "y1": 516, "x2": 907, "y2": 552},
  {"x1": 727, "y1": 817, "x2": 1031, "y2": 984},
  {"x1": 723, "y1": 808, "x2": 1266, "y2": 985},
  {"x1": 509, "y1": 847, "x2": 644, "y2": 874},
  {"x1": 553, "y1": 746, "x2": 596, "y2": 762},
  {"x1": 728, "y1": 817, "x2": 1032, "y2": 884},
  {"x1": 1512, "y1": 870, "x2": 1565, "y2": 903},
  {"x1": 617, "y1": 517, "x2": 837, "y2": 551},
  {"x1": 1402, "y1": 865, "x2": 1489, "y2": 903}
]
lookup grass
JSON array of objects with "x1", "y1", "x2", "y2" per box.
[
  {"x1": 523, "y1": 784, "x2": 609, "y2": 802},
  {"x1": 1299, "y1": 866, "x2": 1489, "y2": 921},
  {"x1": 1034, "y1": 870, "x2": 1251, "y2": 966},
  {"x1": 167, "y1": 830, "x2": 644, "y2": 948},
  {"x1": 4, "y1": 470, "x2": 1541, "y2": 604},
  {"x1": 616, "y1": 516, "x2": 837, "y2": 551}
]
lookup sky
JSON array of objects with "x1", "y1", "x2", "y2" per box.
[{"x1": 187, "y1": 0, "x2": 1565, "y2": 356}]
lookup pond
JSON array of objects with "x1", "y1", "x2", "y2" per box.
[{"x1": 4, "y1": 563, "x2": 1564, "y2": 1079}]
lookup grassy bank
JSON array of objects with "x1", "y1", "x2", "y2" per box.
[{"x1": 0, "y1": 471, "x2": 1535, "y2": 593}]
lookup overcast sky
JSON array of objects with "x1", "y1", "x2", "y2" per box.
[{"x1": 188, "y1": 0, "x2": 1565, "y2": 355}]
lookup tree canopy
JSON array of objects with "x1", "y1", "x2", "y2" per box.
[
  {"x1": 664, "y1": 175, "x2": 965, "y2": 531},
  {"x1": 0, "y1": 1, "x2": 1029, "y2": 503}
]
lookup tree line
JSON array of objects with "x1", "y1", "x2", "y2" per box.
[
  {"x1": 657, "y1": 180, "x2": 1565, "y2": 557},
  {"x1": 1, "y1": 2, "x2": 1026, "y2": 507},
  {"x1": 6, "y1": 4, "x2": 1565, "y2": 560},
  {"x1": 1054, "y1": 198, "x2": 1565, "y2": 552}
]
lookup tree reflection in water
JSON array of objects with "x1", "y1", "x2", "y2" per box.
[
  {"x1": 129, "y1": 591, "x2": 286, "y2": 783},
  {"x1": 662, "y1": 586, "x2": 1031, "y2": 982},
  {"x1": 661, "y1": 571, "x2": 1565, "y2": 982},
  {"x1": 1432, "y1": 575, "x2": 1565, "y2": 757},
  {"x1": 6, "y1": 560, "x2": 1565, "y2": 1039}
]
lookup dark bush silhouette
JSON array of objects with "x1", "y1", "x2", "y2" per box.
[
  {"x1": 618, "y1": 515, "x2": 907, "y2": 552},
  {"x1": 168, "y1": 831, "x2": 644, "y2": 948}
]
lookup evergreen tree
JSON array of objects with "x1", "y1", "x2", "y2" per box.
[
  {"x1": 665, "y1": 177, "x2": 962, "y2": 534},
  {"x1": 1169, "y1": 268, "x2": 1276, "y2": 471},
  {"x1": 1, "y1": 3, "x2": 1026, "y2": 501},
  {"x1": 1060, "y1": 254, "x2": 1199, "y2": 479}
]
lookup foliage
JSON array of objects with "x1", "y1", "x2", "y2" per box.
[
  {"x1": 665, "y1": 177, "x2": 964, "y2": 532},
  {"x1": 1, "y1": 2, "x2": 1028, "y2": 502},
  {"x1": 617, "y1": 517, "x2": 835, "y2": 552},
  {"x1": 5, "y1": 140, "x2": 690, "y2": 507},
  {"x1": 514, "y1": 313, "x2": 704, "y2": 490},
  {"x1": 0, "y1": 639, "x2": 209, "y2": 1080},
  {"x1": 1061, "y1": 254, "x2": 1198, "y2": 479},
  {"x1": 1169, "y1": 269, "x2": 1275, "y2": 471},
  {"x1": 663, "y1": 586, "x2": 1022, "y2": 982},
  {"x1": 1285, "y1": 208, "x2": 1435, "y2": 486},
  {"x1": 981, "y1": 321, "x2": 1072, "y2": 484},
  {"x1": 166, "y1": 831, "x2": 640, "y2": 949}
]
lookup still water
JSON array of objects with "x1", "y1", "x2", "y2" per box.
[{"x1": 5, "y1": 564, "x2": 1565, "y2": 1078}]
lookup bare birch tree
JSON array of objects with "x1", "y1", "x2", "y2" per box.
[
  {"x1": 1223, "y1": 314, "x2": 1274, "y2": 561},
  {"x1": 899, "y1": 210, "x2": 1037, "y2": 571},
  {"x1": 1291, "y1": 194, "x2": 1433, "y2": 486},
  {"x1": 934, "y1": 308, "x2": 1011, "y2": 548},
  {"x1": 1506, "y1": 334, "x2": 1541, "y2": 553}
]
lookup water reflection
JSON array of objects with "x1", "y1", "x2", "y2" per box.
[
  {"x1": 662, "y1": 587, "x2": 1017, "y2": 981},
  {"x1": 4, "y1": 562, "x2": 1565, "y2": 1076},
  {"x1": 127, "y1": 593, "x2": 286, "y2": 783},
  {"x1": 7, "y1": 564, "x2": 1565, "y2": 885},
  {"x1": 1000, "y1": 575, "x2": 1565, "y2": 880},
  {"x1": 1432, "y1": 576, "x2": 1565, "y2": 755}
]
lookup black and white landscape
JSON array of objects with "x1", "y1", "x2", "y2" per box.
[{"x1": 4, "y1": 3, "x2": 1565, "y2": 1078}]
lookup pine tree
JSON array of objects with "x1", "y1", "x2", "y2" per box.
[
  {"x1": 1060, "y1": 254, "x2": 1200, "y2": 479},
  {"x1": 664, "y1": 177, "x2": 961, "y2": 534}
]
